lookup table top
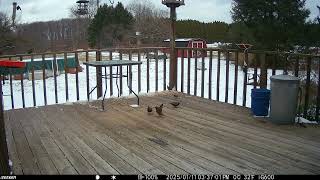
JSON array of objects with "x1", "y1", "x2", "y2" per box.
[{"x1": 83, "y1": 60, "x2": 142, "y2": 67}]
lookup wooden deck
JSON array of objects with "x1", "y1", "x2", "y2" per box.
[{"x1": 4, "y1": 91, "x2": 320, "y2": 174}]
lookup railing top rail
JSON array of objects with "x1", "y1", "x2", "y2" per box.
[
  {"x1": 1, "y1": 46, "x2": 319, "y2": 59},
  {"x1": 176, "y1": 47, "x2": 320, "y2": 58},
  {"x1": 0, "y1": 47, "x2": 169, "y2": 59}
]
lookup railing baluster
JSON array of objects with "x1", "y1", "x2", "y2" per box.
[
  {"x1": 109, "y1": 51, "x2": 113, "y2": 96},
  {"x1": 272, "y1": 54, "x2": 277, "y2": 76},
  {"x1": 201, "y1": 50, "x2": 205, "y2": 98},
  {"x1": 304, "y1": 57, "x2": 311, "y2": 118},
  {"x1": 181, "y1": 49, "x2": 184, "y2": 92},
  {"x1": 175, "y1": 49, "x2": 178, "y2": 90},
  {"x1": 194, "y1": 50, "x2": 198, "y2": 96},
  {"x1": 53, "y1": 54, "x2": 58, "y2": 103},
  {"x1": 19, "y1": 56, "x2": 25, "y2": 108},
  {"x1": 253, "y1": 54, "x2": 258, "y2": 89},
  {"x1": 155, "y1": 50, "x2": 159, "y2": 92},
  {"x1": 147, "y1": 50, "x2": 150, "y2": 93},
  {"x1": 233, "y1": 51, "x2": 239, "y2": 105},
  {"x1": 8, "y1": 57, "x2": 14, "y2": 109},
  {"x1": 9, "y1": 73, "x2": 13, "y2": 109},
  {"x1": 294, "y1": 56, "x2": 299, "y2": 77},
  {"x1": 129, "y1": 51, "x2": 132, "y2": 94},
  {"x1": 187, "y1": 50, "x2": 191, "y2": 95},
  {"x1": 208, "y1": 50, "x2": 213, "y2": 100},
  {"x1": 31, "y1": 55, "x2": 36, "y2": 106},
  {"x1": 85, "y1": 51, "x2": 89, "y2": 101},
  {"x1": 225, "y1": 51, "x2": 229, "y2": 103},
  {"x1": 64, "y1": 53, "x2": 69, "y2": 101},
  {"x1": 96, "y1": 50, "x2": 102, "y2": 98},
  {"x1": 42, "y1": 54, "x2": 47, "y2": 106},
  {"x1": 119, "y1": 51, "x2": 123, "y2": 95},
  {"x1": 163, "y1": 52, "x2": 167, "y2": 91},
  {"x1": 138, "y1": 50, "x2": 141, "y2": 93},
  {"x1": 317, "y1": 59, "x2": 320, "y2": 122},
  {"x1": 75, "y1": 52, "x2": 80, "y2": 101},
  {"x1": 260, "y1": 53, "x2": 267, "y2": 88},
  {"x1": 217, "y1": 51, "x2": 221, "y2": 101},
  {"x1": 242, "y1": 52, "x2": 248, "y2": 107}
]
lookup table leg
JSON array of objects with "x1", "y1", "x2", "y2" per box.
[
  {"x1": 127, "y1": 65, "x2": 140, "y2": 105},
  {"x1": 116, "y1": 66, "x2": 120, "y2": 97},
  {"x1": 102, "y1": 67, "x2": 108, "y2": 110},
  {"x1": 86, "y1": 64, "x2": 90, "y2": 100}
]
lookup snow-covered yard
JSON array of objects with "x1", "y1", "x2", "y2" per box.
[{"x1": 2, "y1": 52, "x2": 284, "y2": 110}]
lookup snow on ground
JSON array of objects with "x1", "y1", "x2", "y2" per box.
[{"x1": 2, "y1": 53, "x2": 284, "y2": 111}]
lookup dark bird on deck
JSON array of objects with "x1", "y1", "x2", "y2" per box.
[
  {"x1": 27, "y1": 48, "x2": 33, "y2": 54},
  {"x1": 155, "y1": 104, "x2": 164, "y2": 116},
  {"x1": 147, "y1": 106, "x2": 153, "y2": 113},
  {"x1": 298, "y1": 122, "x2": 307, "y2": 128},
  {"x1": 16, "y1": 6, "x2": 21, "y2": 11},
  {"x1": 170, "y1": 102, "x2": 180, "y2": 108}
]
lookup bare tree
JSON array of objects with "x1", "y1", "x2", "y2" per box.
[
  {"x1": 127, "y1": 0, "x2": 170, "y2": 46},
  {"x1": 0, "y1": 12, "x2": 15, "y2": 54}
]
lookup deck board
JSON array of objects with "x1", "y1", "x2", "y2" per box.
[{"x1": 4, "y1": 91, "x2": 320, "y2": 174}]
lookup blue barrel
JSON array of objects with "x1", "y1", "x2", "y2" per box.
[{"x1": 251, "y1": 88, "x2": 271, "y2": 116}]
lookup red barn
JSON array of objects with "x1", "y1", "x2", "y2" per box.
[{"x1": 163, "y1": 38, "x2": 207, "y2": 58}]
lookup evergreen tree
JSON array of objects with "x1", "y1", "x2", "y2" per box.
[
  {"x1": 87, "y1": 2, "x2": 134, "y2": 48},
  {"x1": 231, "y1": 0, "x2": 310, "y2": 50}
]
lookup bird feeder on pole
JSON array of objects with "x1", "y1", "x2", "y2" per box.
[
  {"x1": 11, "y1": 2, "x2": 21, "y2": 30},
  {"x1": 162, "y1": 0, "x2": 185, "y2": 90},
  {"x1": 76, "y1": 0, "x2": 89, "y2": 16},
  {"x1": 12, "y1": 2, "x2": 17, "y2": 27}
]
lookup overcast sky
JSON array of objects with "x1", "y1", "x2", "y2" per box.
[{"x1": 0, "y1": 0, "x2": 319, "y2": 23}]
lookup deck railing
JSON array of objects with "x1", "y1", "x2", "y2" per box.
[
  {"x1": 0, "y1": 47, "x2": 320, "y2": 173},
  {"x1": 0, "y1": 47, "x2": 319, "y2": 118},
  {"x1": 175, "y1": 47, "x2": 320, "y2": 121},
  {"x1": 0, "y1": 48, "x2": 170, "y2": 109}
]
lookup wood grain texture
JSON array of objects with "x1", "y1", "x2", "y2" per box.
[{"x1": 4, "y1": 92, "x2": 320, "y2": 174}]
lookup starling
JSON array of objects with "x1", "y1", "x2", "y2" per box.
[
  {"x1": 27, "y1": 48, "x2": 33, "y2": 54},
  {"x1": 298, "y1": 122, "x2": 307, "y2": 128},
  {"x1": 155, "y1": 104, "x2": 164, "y2": 116},
  {"x1": 147, "y1": 106, "x2": 153, "y2": 113},
  {"x1": 170, "y1": 102, "x2": 180, "y2": 108},
  {"x1": 167, "y1": 85, "x2": 176, "y2": 91}
]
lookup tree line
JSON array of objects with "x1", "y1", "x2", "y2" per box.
[
  {"x1": 177, "y1": 0, "x2": 319, "y2": 53},
  {"x1": 176, "y1": 19, "x2": 319, "y2": 52},
  {"x1": 0, "y1": 0, "x2": 319, "y2": 55}
]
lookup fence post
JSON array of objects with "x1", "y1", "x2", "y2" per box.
[
  {"x1": 96, "y1": 50, "x2": 103, "y2": 98},
  {"x1": 0, "y1": 77, "x2": 10, "y2": 174},
  {"x1": 260, "y1": 53, "x2": 267, "y2": 88}
]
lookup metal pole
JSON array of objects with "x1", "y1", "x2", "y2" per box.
[
  {"x1": 12, "y1": 2, "x2": 17, "y2": 28},
  {"x1": 168, "y1": 5, "x2": 177, "y2": 90}
]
